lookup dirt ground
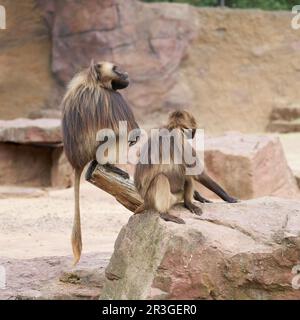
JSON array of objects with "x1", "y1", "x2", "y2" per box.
[
  {"x1": 0, "y1": 182, "x2": 132, "y2": 299},
  {"x1": 0, "y1": 183, "x2": 131, "y2": 261}
]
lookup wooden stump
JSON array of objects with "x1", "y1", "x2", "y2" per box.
[{"x1": 85, "y1": 160, "x2": 143, "y2": 213}]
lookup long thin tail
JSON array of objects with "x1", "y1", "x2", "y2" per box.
[{"x1": 72, "y1": 168, "x2": 83, "y2": 265}]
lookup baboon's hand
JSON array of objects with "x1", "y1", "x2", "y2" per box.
[{"x1": 185, "y1": 203, "x2": 202, "y2": 216}]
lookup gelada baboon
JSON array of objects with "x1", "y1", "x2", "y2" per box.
[
  {"x1": 61, "y1": 61, "x2": 139, "y2": 264},
  {"x1": 134, "y1": 110, "x2": 237, "y2": 224}
]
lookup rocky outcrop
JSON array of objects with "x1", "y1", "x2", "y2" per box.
[
  {"x1": 0, "y1": 253, "x2": 106, "y2": 300},
  {"x1": 0, "y1": 118, "x2": 61, "y2": 144},
  {"x1": 0, "y1": 118, "x2": 72, "y2": 188},
  {"x1": 101, "y1": 198, "x2": 300, "y2": 300},
  {"x1": 200, "y1": 132, "x2": 299, "y2": 199},
  {"x1": 35, "y1": 0, "x2": 300, "y2": 133},
  {"x1": 2, "y1": 1, "x2": 300, "y2": 133},
  {"x1": 37, "y1": 0, "x2": 199, "y2": 128},
  {"x1": 267, "y1": 103, "x2": 300, "y2": 133},
  {"x1": 0, "y1": 0, "x2": 56, "y2": 119}
]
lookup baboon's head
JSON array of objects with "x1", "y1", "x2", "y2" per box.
[
  {"x1": 167, "y1": 110, "x2": 197, "y2": 138},
  {"x1": 88, "y1": 61, "x2": 129, "y2": 90}
]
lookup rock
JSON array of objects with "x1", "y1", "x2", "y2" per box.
[
  {"x1": 2, "y1": 2, "x2": 300, "y2": 134},
  {"x1": 34, "y1": 1, "x2": 300, "y2": 133},
  {"x1": 51, "y1": 147, "x2": 73, "y2": 188},
  {"x1": 199, "y1": 132, "x2": 299, "y2": 199},
  {"x1": 0, "y1": 118, "x2": 73, "y2": 188},
  {"x1": 267, "y1": 120, "x2": 300, "y2": 134},
  {"x1": 0, "y1": 0, "x2": 56, "y2": 120},
  {"x1": 101, "y1": 197, "x2": 300, "y2": 300},
  {"x1": 0, "y1": 118, "x2": 62, "y2": 144},
  {"x1": 28, "y1": 109, "x2": 62, "y2": 120},
  {"x1": 0, "y1": 143, "x2": 53, "y2": 187},
  {"x1": 270, "y1": 104, "x2": 300, "y2": 121},
  {"x1": 37, "y1": 0, "x2": 199, "y2": 126},
  {"x1": 0, "y1": 253, "x2": 107, "y2": 300}
]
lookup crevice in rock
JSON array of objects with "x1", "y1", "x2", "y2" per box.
[{"x1": 199, "y1": 217, "x2": 272, "y2": 246}]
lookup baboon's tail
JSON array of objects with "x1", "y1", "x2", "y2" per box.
[{"x1": 72, "y1": 168, "x2": 83, "y2": 265}]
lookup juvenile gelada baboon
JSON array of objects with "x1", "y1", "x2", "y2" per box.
[
  {"x1": 61, "y1": 61, "x2": 139, "y2": 264},
  {"x1": 134, "y1": 110, "x2": 237, "y2": 224}
]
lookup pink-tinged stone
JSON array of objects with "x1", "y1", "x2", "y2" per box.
[
  {"x1": 199, "y1": 132, "x2": 299, "y2": 200},
  {"x1": 37, "y1": 0, "x2": 198, "y2": 120},
  {"x1": 101, "y1": 198, "x2": 300, "y2": 300},
  {"x1": 51, "y1": 147, "x2": 73, "y2": 188},
  {"x1": 0, "y1": 253, "x2": 106, "y2": 300},
  {"x1": 0, "y1": 118, "x2": 61, "y2": 144}
]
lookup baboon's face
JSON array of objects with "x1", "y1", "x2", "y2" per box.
[
  {"x1": 168, "y1": 111, "x2": 197, "y2": 139},
  {"x1": 93, "y1": 61, "x2": 129, "y2": 90}
]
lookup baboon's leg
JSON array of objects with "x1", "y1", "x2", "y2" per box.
[
  {"x1": 146, "y1": 174, "x2": 185, "y2": 224},
  {"x1": 103, "y1": 163, "x2": 130, "y2": 179},
  {"x1": 196, "y1": 172, "x2": 238, "y2": 203},
  {"x1": 184, "y1": 177, "x2": 202, "y2": 216},
  {"x1": 193, "y1": 191, "x2": 212, "y2": 203}
]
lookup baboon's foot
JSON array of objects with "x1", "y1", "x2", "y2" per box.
[
  {"x1": 194, "y1": 191, "x2": 212, "y2": 203},
  {"x1": 104, "y1": 164, "x2": 130, "y2": 179},
  {"x1": 85, "y1": 160, "x2": 98, "y2": 181},
  {"x1": 184, "y1": 202, "x2": 202, "y2": 216},
  {"x1": 225, "y1": 196, "x2": 239, "y2": 203},
  {"x1": 160, "y1": 212, "x2": 185, "y2": 224}
]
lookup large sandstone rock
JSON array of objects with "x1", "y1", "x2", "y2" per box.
[
  {"x1": 0, "y1": 118, "x2": 72, "y2": 188},
  {"x1": 0, "y1": 0, "x2": 56, "y2": 119},
  {"x1": 36, "y1": 1, "x2": 300, "y2": 132},
  {"x1": 0, "y1": 253, "x2": 106, "y2": 300},
  {"x1": 38, "y1": 0, "x2": 198, "y2": 128},
  {"x1": 0, "y1": 143, "x2": 53, "y2": 187},
  {"x1": 0, "y1": 118, "x2": 61, "y2": 144},
  {"x1": 51, "y1": 147, "x2": 73, "y2": 188},
  {"x1": 199, "y1": 132, "x2": 299, "y2": 200},
  {"x1": 101, "y1": 198, "x2": 300, "y2": 300},
  {"x1": 267, "y1": 103, "x2": 300, "y2": 133}
]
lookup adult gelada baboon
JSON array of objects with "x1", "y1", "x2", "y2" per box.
[
  {"x1": 61, "y1": 61, "x2": 139, "y2": 265},
  {"x1": 134, "y1": 110, "x2": 237, "y2": 224}
]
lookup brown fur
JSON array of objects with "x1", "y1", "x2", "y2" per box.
[
  {"x1": 134, "y1": 111, "x2": 202, "y2": 223},
  {"x1": 61, "y1": 61, "x2": 139, "y2": 264},
  {"x1": 134, "y1": 110, "x2": 238, "y2": 223}
]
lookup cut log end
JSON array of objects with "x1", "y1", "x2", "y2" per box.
[{"x1": 85, "y1": 161, "x2": 143, "y2": 213}]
